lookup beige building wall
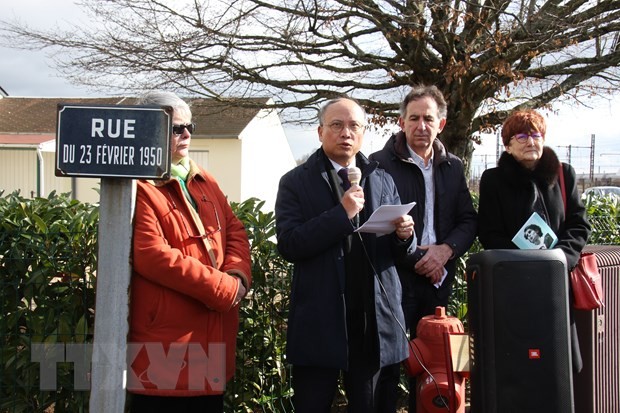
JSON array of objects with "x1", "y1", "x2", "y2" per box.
[
  {"x1": 0, "y1": 148, "x2": 101, "y2": 203},
  {"x1": 73, "y1": 177, "x2": 102, "y2": 204},
  {"x1": 42, "y1": 151, "x2": 72, "y2": 197},
  {"x1": 0, "y1": 148, "x2": 39, "y2": 197},
  {"x1": 44, "y1": 151, "x2": 100, "y2": 204},
  {"x1": 190, "y1": 139, "x2": 242, "y2": 202},
  {"x1": 189, "y1": 109, "x2": 296, "y2": 211}
]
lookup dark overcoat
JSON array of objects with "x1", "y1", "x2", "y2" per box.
[
  {"x1": 478, "y1": 147, "x2": 590, "y2": 270},
  {"x1": 275, "y1": 148, "x2": 411, "y2": 370},
  {"x1": 369, "y1": 132, "x2": 477, "y2": 300}
]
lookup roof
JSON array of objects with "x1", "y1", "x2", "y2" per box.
[
  {"x1": 0, "y1": 96, "x2": 271, "y2": 139},
  {"x1": 0, "y1": 134, "x2": 55, "y2": 145}
]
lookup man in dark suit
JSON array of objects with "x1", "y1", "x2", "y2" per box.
[
  {"x1": 370, "y1": 85, "x2": 477, "y2": 411},
  {"x1": 275, "y1": 97, "x2": 415, "y2": 413}
]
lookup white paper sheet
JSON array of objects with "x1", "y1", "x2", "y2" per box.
[
  {"x1": 354, "y1": 202, "x2": 416, "y2": 235},
  {"x1": 435, "y1": 267, "x2": 448, "y2": 288}
]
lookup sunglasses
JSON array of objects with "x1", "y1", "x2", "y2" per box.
[{"x1": 172, "y1": 123, "x2": 196, "y2": 135}]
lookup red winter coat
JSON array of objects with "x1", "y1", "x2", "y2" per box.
[{"x1": 128, "y1": 160, "x2": 251, "y2": 396}]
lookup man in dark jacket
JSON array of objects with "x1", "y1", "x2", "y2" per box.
[
  {"x1": 275, "y1": 97, "x2": 416, "y2": 413},
  {"x1": 369, "y1": 85, "x2": 477, "y2": 411}
]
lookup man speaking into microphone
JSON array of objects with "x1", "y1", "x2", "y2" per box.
[{"x1": 275, "y1": 97, "x2": 415, "y2": 413}]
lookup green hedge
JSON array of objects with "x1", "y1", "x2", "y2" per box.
[
  {"x1": 227, "y1": 198, "x2": 293, "y2": 411},
  {"x1": 582, "y1": 193, "x2": 620, "y2": 245},
  {"x1": 0, "y1": 190, "x2": 618, "y2": 412},
  {"x1": 0, "y1": 191, "x2": 98, "y2": 412}
]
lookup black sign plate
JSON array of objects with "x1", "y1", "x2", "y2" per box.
[{"x1": 56, "y1": 104, "x2": 171, "y2": 179}]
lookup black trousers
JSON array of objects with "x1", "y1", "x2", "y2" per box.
[
  {"x1": 292, "y1": 361, "x2": 400, "y2": 413},
  {"x1": 129, "y1": 393, "x2": 224, "y2": 413}
]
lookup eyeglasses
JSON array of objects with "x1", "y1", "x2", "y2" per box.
[
  {"x1": 167, "y1": 189, "x2": 221, "y2": 239},
  {"x1": 326, "y1": 121, "x2": 366, "y2": 133},
  {"x1": 512, "y1": 132, "x2": 543, "y2": 143},
  {"x1": 172, "y1": 123, "x2": 196, "y2": 135},
  {"x1": 183, "y1": 199, "x2": 221, "y2": 239}
]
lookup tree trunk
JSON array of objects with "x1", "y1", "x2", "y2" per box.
[
  {"x1": 440, "y1": 86, "x2": 478, "y2": 179},
  {"x1": 440, "y1": 124, "x2": 475, "y2": 179}
]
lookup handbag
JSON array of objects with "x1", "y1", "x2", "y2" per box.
[
  {"x1": 569, "y1": 252, "x2": 604, "y2": 310},
  {"x1": 558, "y1": 165, "x2": 604, "y2": 310}
]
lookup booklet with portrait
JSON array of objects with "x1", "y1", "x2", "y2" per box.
[{"x1": 512, "y1": 212, "x2": 558, "y2": 250}]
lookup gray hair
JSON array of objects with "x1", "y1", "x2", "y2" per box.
[
  {"x1": 318, "y1": 96, "x2": 367, "y2": 126},
  {"x1": 137, "y1": 90, "x2": 192, "y2": 119},
  {"x1": 399, "y1": 85, "x2": 448, "y2": 119}
]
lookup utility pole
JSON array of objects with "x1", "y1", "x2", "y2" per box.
[
  {"x1": 590, "y1": 134, "x2": 595, "y2": 180},
  {"x1": 496, "y1": 129, "x2": 501, "y2": 163},
  {"x1": 556, "y1": 143, "x2": 591, "y2": 174}
]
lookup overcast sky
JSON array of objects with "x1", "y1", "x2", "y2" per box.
[{"x1": 2, "y1": 0, "x2": 619, "y2": 174}]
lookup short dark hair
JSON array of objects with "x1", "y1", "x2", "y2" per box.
[
  {"x1": 524, "y1": 224, "x2": 543, "y2": 237},
  {"x1": 400, "y1": 85, "x2": 448, "y2": 119}
]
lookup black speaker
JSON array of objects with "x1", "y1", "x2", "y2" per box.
[{"x1": 466, "y1": 249, "x2": 574, "y2": 413}]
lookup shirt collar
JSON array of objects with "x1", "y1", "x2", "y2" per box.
[
  {"x1": 406, "y1": 145, "x2": 433, "y2": 168},
  {"x1": 328, "y1": 158, "x2": 356, "y2": 172}
]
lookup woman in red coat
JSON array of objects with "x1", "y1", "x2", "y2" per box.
[{"x1": 128, "y1": 91, "x2": 251, "y2": 412}]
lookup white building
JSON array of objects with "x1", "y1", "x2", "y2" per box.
[{"x1": 0, "y1": 96, "x2": 296, "y2": 211}]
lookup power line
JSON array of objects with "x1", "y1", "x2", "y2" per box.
[{"x1": 556, "y1": 134, "x2": 595, "y2": 179}]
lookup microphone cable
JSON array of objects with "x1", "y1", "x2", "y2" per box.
[
  {"x1": 341, "y1": 165, "x2": 449, "y2": 410},
  {"x1": 356, "y1": 231, "x2": 451, "y2": 411}
]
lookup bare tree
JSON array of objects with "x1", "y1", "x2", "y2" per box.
[{"x1": 2, "y1": 0, "x2": 619, "y2": 169}]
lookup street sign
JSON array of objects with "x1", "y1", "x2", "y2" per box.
[{"x1": 56, "y1": 104, "x2": 172, "y2": 179}]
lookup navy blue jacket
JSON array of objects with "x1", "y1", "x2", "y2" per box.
[
  {"x1": 275, "y1": 148, "x2": 411, "y2": 369},
  {"x1": 370, "y1": 132, "x2": 477, "y2": 295}
]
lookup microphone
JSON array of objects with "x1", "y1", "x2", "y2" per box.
[
  {"x1": 348, "y1": 167, "x2": 362, "y2": 187},
  {"x1": 347, "y1": 167, "x2": 362, "y2": 228}
]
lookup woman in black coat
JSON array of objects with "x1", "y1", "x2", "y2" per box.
[{"x1": 477, "y1": 109, "x2": 591, "y2": 372}]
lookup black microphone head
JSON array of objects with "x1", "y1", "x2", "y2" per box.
[{"x1": 348, "y1": 167, "x2": 362, "y2": 186}]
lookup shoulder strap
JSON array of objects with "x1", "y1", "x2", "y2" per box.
[{"x1": 558, "y1": 164, "x2": 567, "y2": 214}]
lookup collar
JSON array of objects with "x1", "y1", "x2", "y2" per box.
[
  {"x1": 498, "y1": 147, "x2": 561, "y2": 187},
  {"x1": 170, "y1": 157, "x2": 191, "y2": 181},
  {"x1": 309, "y1": 147, "x2": 377, "y2": 179},
  {"x1": 148, "y1": 158, "x2": 205, "y2": 187},
  {"x1": 407, "y1": 144, "x2": 434, "y2": 168},
  {"x1": 328, "y1": 158, "x2": 357, "y2": 172}
]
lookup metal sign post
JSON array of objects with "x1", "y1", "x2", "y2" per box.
[
  {"x1": 89, "y1": 178, "x2": 135, "y2": 412},
  {"x1": 55, "y1": 104, "x2": 171, "y2": 412}
]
